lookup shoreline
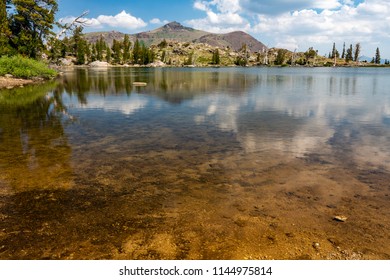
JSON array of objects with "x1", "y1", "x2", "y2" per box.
[
  {"x1": 59, "y1": 64, "x2": 390, "y2": 70},
  {"x1": 2, "y1": 64, "x2": 389, "y2": 90},
  {"x1": 0, "y1": 76, "x2": 35, "y2": 90}
]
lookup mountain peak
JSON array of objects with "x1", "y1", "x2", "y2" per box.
[{"x1": 163, "y1": 21, "x2": 189, "y2": 30}]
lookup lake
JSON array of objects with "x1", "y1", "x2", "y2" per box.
[{"x1": 1, "y1": 67, "x2": 390, "y2": 259}]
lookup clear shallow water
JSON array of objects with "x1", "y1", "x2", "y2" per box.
[{"x1": 1, "y1": 67, "x2": 390, "y2": 259}]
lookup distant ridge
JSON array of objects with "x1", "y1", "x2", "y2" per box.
[
  {"x1": 134, "y1": 21, "x2": 209, "y2": 46},
  {"x1": 84, "y1": 21, "x2": 267, "y2": 52},
  {"x1": 194, "y1": 31, "x2": 266, "y2": 53}
]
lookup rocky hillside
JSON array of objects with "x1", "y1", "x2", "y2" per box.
[
  {"x1": 83, "y1": 21, "x2": 266, "y2": 52},
  {"x1": 135, "y1": 21, "x2": 209, "y2": 46},
  {"x1": 194, "y1": 31, "x2": 266, "y2": 53},
  {"x1": 83, "y1": 31, "x2": 130, "y2": 45}
]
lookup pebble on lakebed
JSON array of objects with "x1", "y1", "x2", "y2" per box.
[{"x1": 333, "y1": 215, "x2": 348, "y2": 222}]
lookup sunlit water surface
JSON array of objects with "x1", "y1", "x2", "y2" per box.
[{"x1": 1, "y1": 67, "x2": 390, "y2": 259}]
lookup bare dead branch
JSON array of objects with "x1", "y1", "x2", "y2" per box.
[{"x1": 56, "y1": 10, "x2": 89, "y2": 39}]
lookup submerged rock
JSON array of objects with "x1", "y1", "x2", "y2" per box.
[
  {"x1": 333, "y1": 215, "x2": 348, "y2": 222},
  {"x1": 133, "y1": 82, "x2": 147, "y2": 86},
  {"x1": 312, "y1": 242, "x2": 320, "y2": 250}
]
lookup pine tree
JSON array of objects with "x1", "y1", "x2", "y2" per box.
[
  {"x1": 112, "y1": 39, "x2": 122, "y2": 64},
  {"x1": 61, "y1": 37, "x2": 70, "y2": 58},
  {"x1": 341, "y1": 42, "x2": 346, "y2": 59},
  {"x1": 158, "y1": 39, "x2": 167, "y2": 48},
  {"x1": 161, "y1": 50, "x2": 166, "y2": 62},
  {"x1": 47, "y1": 37, "x2": 62, "y2": 61},
  {"x1": 331, "y1": 43, "x2": 337, "y2": 59},
  {"x1": 275, "y1": 49, "x2": 286, "y2": 65},
  {"x1": 96, "y1": 35, "x2": 105, "y2": 61},
  {"x1": 106, "y1": 46, "x2": 111, "y2": 63},
  {"x1": 76, "y1": 38, "x2": 87, "y2": 65},
  {"x1": 345, "y1": 44, "x2": 353, "y2": 62},
  {"x1": 148, "y1": 48, "x2": 154, "y2": 64},
  {"x1": 212, "y1": 49, "x2": 220, "y2": 65},
  {"x1": 0, "y1": 0, "x2": 11, "y2": 55},
  {"x1": 85, "y1": 42, "x2": 91, "y2": 63},
  {"x1": 184, "y1": 52, "x2": 193, "y2": 65},
  {"x1": 354, "y1": 43, "x2": 361, "y2": 62},
  {"x1": 71, "y1": 26, "x2": 86, "y2": 64},
  {"x1": 91, "y1": 44, "x2": 97, "y2": 61},
  {"x1": 132, "y1": 39, "x2": 140, "y2": 64},
  {"x1": 122, "y1": 34, "x2": 131, "y2": 64},
  {"x1": 10, "y1": 0, "x2": 58, "y2": 58},
  {"x1": 71, "y1": 26, "x2": 83, "y2": 55},
  {"x1": 375, "y1": 47, "x2": 381, "y2": 64},
  {"x1": 140, "y1": 43, "x2": 149, "y2": 65}
]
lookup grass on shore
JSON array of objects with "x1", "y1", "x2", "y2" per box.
[{"x1": 0, "y1": 56, "x2": 57, "y2": 79}]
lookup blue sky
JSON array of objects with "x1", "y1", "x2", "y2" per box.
[{"x1": 57, "y1": 0, "x2": 390, "y2": 58}]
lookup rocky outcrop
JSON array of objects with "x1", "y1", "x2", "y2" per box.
[
  {"x1": 89, "y1": 61, "x2": 110, "y2": 67},
  {"x1": 194, "y1": 31, "x2": 267, "y2": 53}
]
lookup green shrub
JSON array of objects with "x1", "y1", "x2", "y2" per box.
[{"x1": 0, "y1": 56, "x2": 57, "y2": 79}]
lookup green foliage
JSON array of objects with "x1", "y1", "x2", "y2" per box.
[
  {"x1": 211, "y1": 49, "x2": 220, "y2": 65},
  {"x1": 132, "y1": 39, "x2": 153, "y2": 65},
  {"x1": 295, "y1": 58, "x2": 306, "y2": 66},
  {"x1": 161, "y1": 50, "x2": 166, "y2": 62},
  {"x1": 147, "y1": 48, "x2": 155, "y2": 64},
  {"x1": 331, "y1": 43, "x2": 339, "y2": 59},
  {"x1": 0, "y1": 0, "x2": 11, "y2": 56},
  {"x1": 140, "y1": 43, "x2": 151, "y2": 64},
  {"x1": 345, "y1": 44, "x2": 353, "y2": 62},
  {"x1": 76, "y1": 39, "x2": 87, "y2": 65},
  {"x1": 375, "y1": 47, "x2": 381, "y2": 64},
  {"x1": 85, "y1": 42, "x2": 91, "y2": 63},
  {"x1": 91, "y1": 44, "x2": 97, "y2": 61},
  {"x1": 61, "y1": 37, "x2": 70, "y2": 57},
  {"x1": 111, "y1": 39, "x2": 122, "y2": 64},
  {"x1": 341, "y1": 42, "x2": 346, "y2": 59},
  {"x1": 9, "y1": 0, "x2": 58, "y2": 58},
  {"x1": 274, "y1": 49, "x2": 287, "y2": 65},
  {"x1": 106, "y1": 46, "x2": 111, "y2": 63},
  {"x1": 354, "y1": 43, "x2": 361, "y2": 62},
  {"x1": 304, "y1": 47, "x2": 317, "y2": 61},
  {"x1": 47, "y1": 37, "x2": 63, "y2": 62},
  {"x1": 132, "y1": 39, "x2": 140, "y2": 64},
  {"x1": 0, "y1": 55, "x2": 57, "y2": 79},
  {"x1": 71, "y1": 26, "x2": 87, "y2": 65},
  {"x1": 95, "y1": 35, "x2": 106, "y2": 61},
  {"x1": 323, "y1": 61, "x2": 334, "y2": 67},
  {"x1": 234, "y1": 57, "x2": 247, "y2": 66},
  {"x1": 184, "y1": 52, "x2": 194, "y2": 65},
  {"x1": 158, "y1": 39, "x2": 168, "y2": 49},
  {"x1": 122, "y1": 35, "x2": 131, "y2": 64}
]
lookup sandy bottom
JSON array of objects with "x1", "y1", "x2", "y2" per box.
[{"x1": 1, "y1": 143, "x2": 389, "y2": 260}]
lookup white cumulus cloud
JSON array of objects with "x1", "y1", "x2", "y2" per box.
[
  {"x1": 60, "y1": 10, "x2": 147, "y2": 31},
  {"x1": 95, "y1": 10, "x2": 147, "y2": 29},
  {"x1": 186, "y1": 0, "x2": 249, "y2": 33},
  {"x1": 251, "y1": 0, "x2": 390, "y2": 55},
  {"x1": 150, "y1": 18, "x2": 169, "y2": 25}
]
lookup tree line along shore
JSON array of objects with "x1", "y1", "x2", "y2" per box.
[{"x1": 1, "y1": 1, "x2": 389, "y2": 90}]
